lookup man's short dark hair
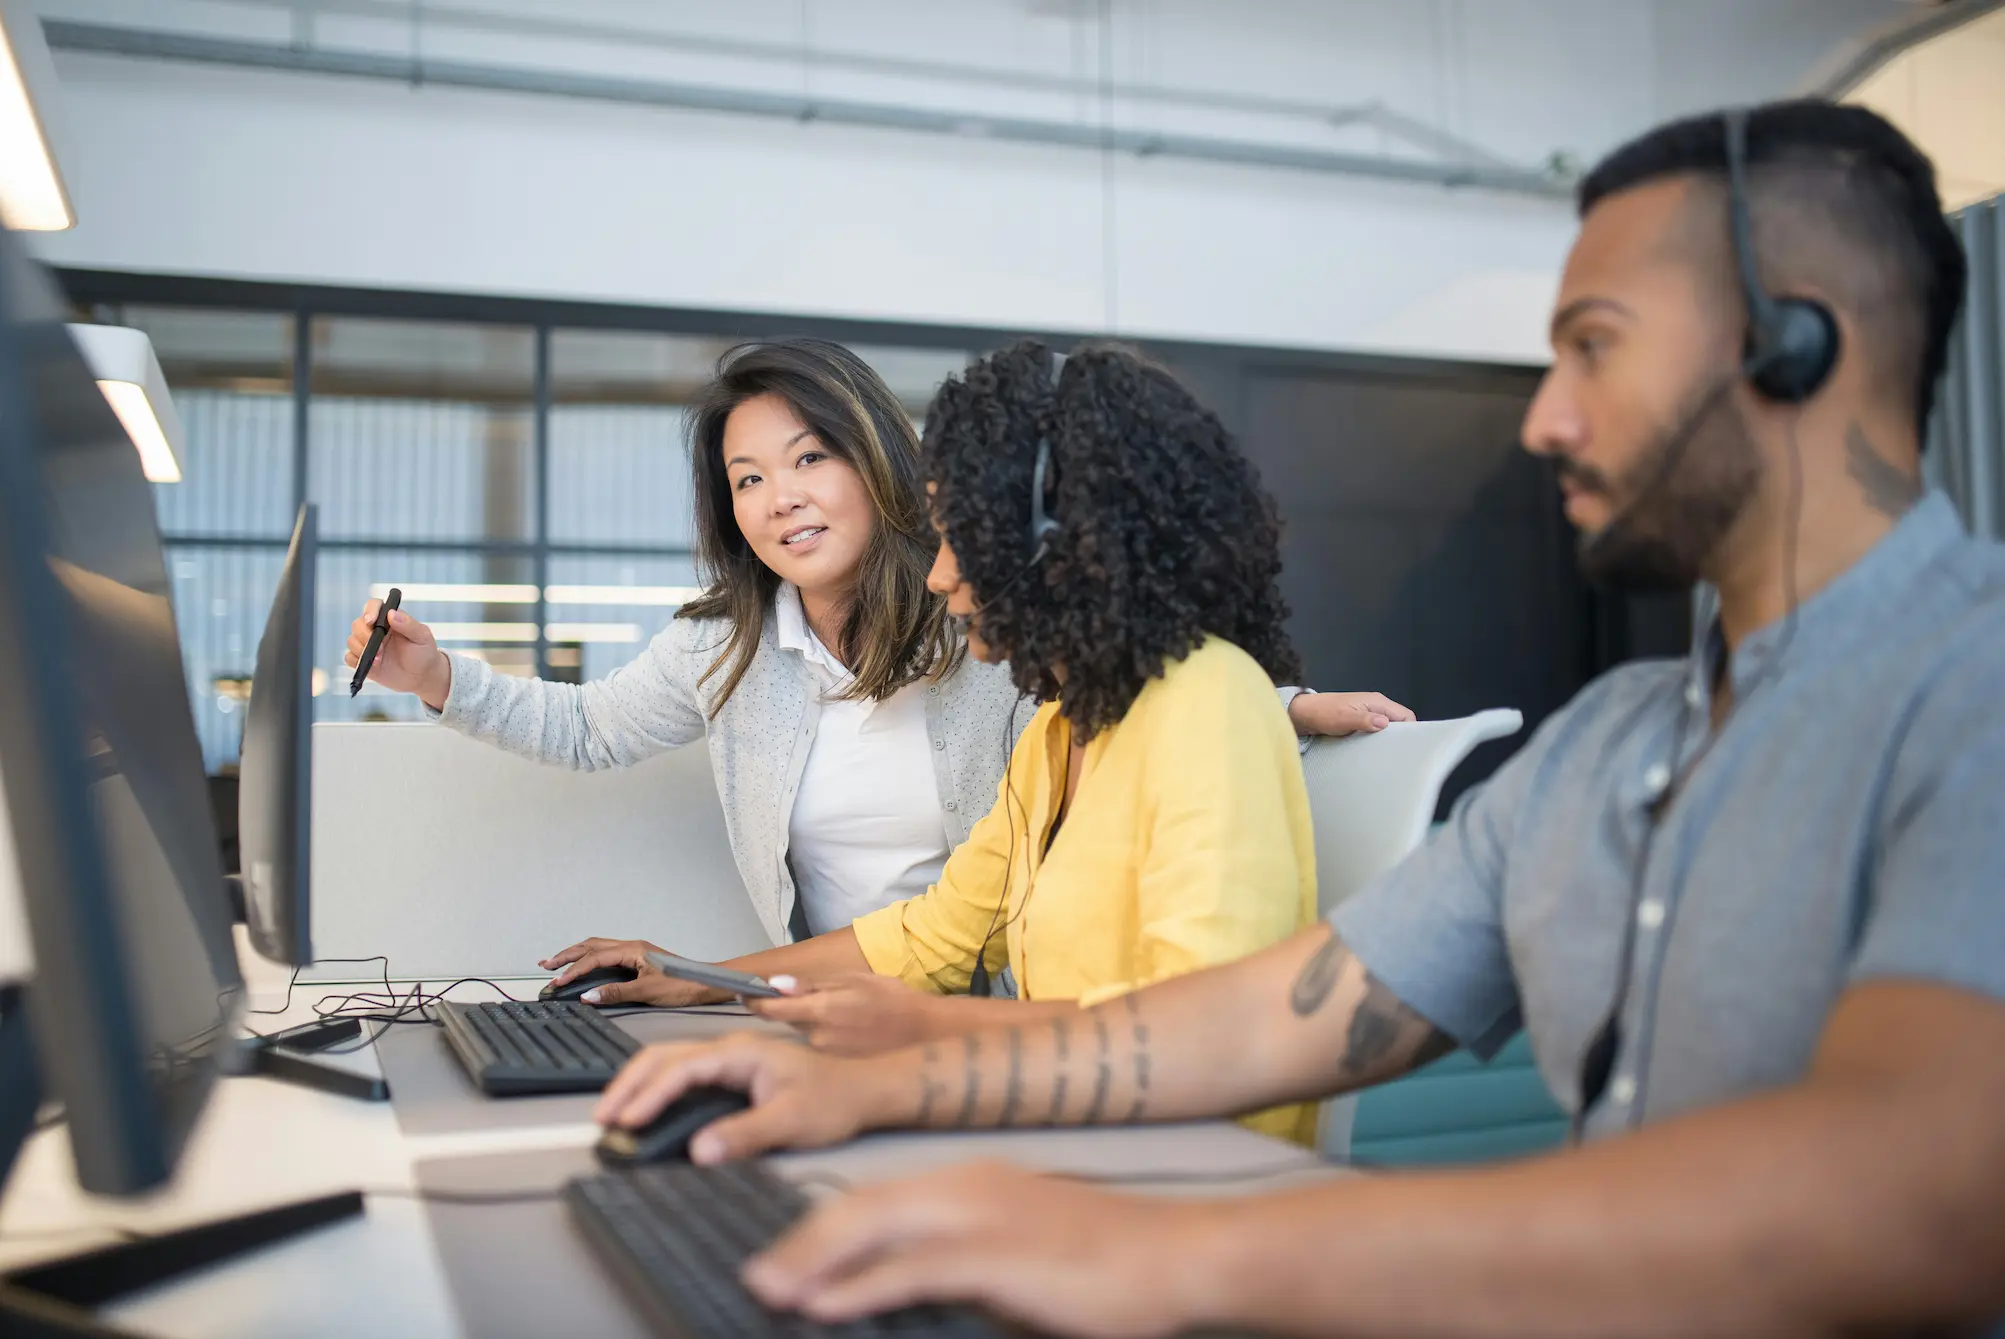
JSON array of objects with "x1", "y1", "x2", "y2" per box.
[{"x1": 1578, "y1": 99, "x2": 1966, "y2": 443}]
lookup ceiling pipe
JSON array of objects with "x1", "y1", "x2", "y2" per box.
[{"x1": 42, "y1": 19, "x2": 1574, "y2": 200}]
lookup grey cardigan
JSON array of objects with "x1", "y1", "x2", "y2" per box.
[{"x1": 436, "y1": 612, "x2": 1034, "y2": 947}]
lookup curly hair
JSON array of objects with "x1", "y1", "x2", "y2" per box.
[{"x1": 924, "y1": 339, "x2": 1301, "y2": 738}]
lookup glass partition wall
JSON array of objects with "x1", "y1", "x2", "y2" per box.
[{"x1": 81, "y1": 298, "x2": 970, "y2": 772}]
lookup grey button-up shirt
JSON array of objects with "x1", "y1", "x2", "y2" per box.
[{"x1": 1333, "y1": 493, "x2": 2005, "y2": 1140}]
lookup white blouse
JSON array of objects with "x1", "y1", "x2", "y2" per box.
[{"x1": 776, "y1": 584, "x2": 953, "y2": 936}]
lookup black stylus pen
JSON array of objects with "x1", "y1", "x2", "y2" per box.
[{"x1": 350, "y1": 587, "x2": 401, "y2": 697}]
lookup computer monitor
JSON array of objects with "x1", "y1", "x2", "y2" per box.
[
  {"x1": 237, "y1": 503, "x2": 317, "y2": 967},
  {"x1": 0, "y1": 221, "x2": 241, "y2": 1199},
  {"x1": 0, "y1": 224, "x2": 361, "y2": 1331}
]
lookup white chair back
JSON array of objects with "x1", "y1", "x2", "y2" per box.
[
  {"x1": 1300, "y1": 709, "x2": 1524, "y2": 1155},
  {"x1": 1302, "y1": 709, "x2": 1524, "y2": 918}
]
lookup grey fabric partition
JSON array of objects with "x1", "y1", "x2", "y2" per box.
[{"x1": 1929, "y1": 194, "x2": 2003, "y2": 540}]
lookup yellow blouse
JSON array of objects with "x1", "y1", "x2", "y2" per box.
[{"x1": 851, "y1": 636, "x2": 1318, "y2": 1144}]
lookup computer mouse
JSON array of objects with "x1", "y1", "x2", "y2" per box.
[
  {"x1": 595, "y1": 1086, "x2": 752, "y2": 1166},
  {"x1": 539, "y1": 964, "x2": 639, "y2": 1003}
]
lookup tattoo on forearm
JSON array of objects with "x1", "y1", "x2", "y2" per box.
[
  {"x1": 1123, "y1": 992, "x2": 1150, "y2": 1122},
  {"x1": 954, "y1": 1033, "x2": 981, "y2": 1128},
  {"x1": 998, "y1": 1026, "x2": 1024, "y2": 1128},
  {"x1": 1338, "y1": 973, "x2": 1430, "y2": 1083},
  {"x1": 915, "y1": 1043, "x2": 944, "y2": 1126},
  {"x1": 1846, "y1": 422, "x2": 1921, "y2": 520},
  {"x1": 1045, "y1": 1016, "x2": 1071, "y2": 1125},
  {"x1": 1289, "y1": 932, "x2": 1346, "y2": 1017},
  {"x1": 1083, "y1": 1012, "x2": 1113, "y2": 1124}
]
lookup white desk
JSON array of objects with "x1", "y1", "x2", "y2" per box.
[
  {"x1": 1, "y1": 945, "x2": 1333, "y2": 1337},
  {"x1": 0, "y1": 955, "x2": 548, "y2": 1337}
]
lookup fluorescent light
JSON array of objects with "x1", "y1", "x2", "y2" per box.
[
  {"x1": 0, "y1": 1, "x2": 74, "y2": 231},
  {"x1": 543, "y1": 622, "x2": 642, "y2": 644},
  {"x1": 427, "y1": 622, "x2": 539, "y2": 642},
  {"x1": 369, "y1": 582, "x2": 538, "y2": 604},
  {"x1": 544, "y1": 584, "x2": 702, "y2": 606},
  {"x1": 366, "y1": 584, "x2": 697, "y2": 607},
  {"x1": 96, "y1": 381, "x2": 181, "y2": 482},
  {"x1": 67, "y1": 325, "x2": 187, "y2": 484}
]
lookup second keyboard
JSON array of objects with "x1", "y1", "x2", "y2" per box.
[{"x1": 436, "y1": 999, "x2": 640, "y2": 1095}]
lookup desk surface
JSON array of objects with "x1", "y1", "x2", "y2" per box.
[{"x1": 1, "y1": 953, "x2": 1332, "y2": 1338}]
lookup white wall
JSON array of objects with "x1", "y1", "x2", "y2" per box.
[
  {"x1": 26, "y1": 0, "x2": 1911, "y2": 363},
  {"x1": 1850, "y1": 6, "x2": 2005, "y2": 210}
]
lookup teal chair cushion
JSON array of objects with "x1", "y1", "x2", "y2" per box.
[{"x1": 1349, "y1": 1031, "x2": 1567, "y2": 1167}]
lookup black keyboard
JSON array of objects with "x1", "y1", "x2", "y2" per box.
[
  {"x1": 565, "y1": 1161, "x2": 1007, "y2": 1338},
  {"x1": 435, "y1": 1000, "x2": 640, "y2": 1095}
]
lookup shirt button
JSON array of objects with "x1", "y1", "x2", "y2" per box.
[
  {"x1": 1609, "y1": 1075, "x2": 1637, "y2": 1106},
  {"x1": 945, "y1": 800, "x2": 958, "y2": 812},
  {"x1": 934, "y1": 738, "x2": 946, "y2": 750},
  {"x1": 1684, "y1": 683, "x2": 1702, "y2": 708},
  {"x1": 928, "y1": 686, "x2": 939, "y2": 696},
  {"x1": 1643, "y1": 763, "x2": 1670, "y2": 795},
  {"x1": 1637, "y1": 899, "x2": 1665, "y2": 930}
]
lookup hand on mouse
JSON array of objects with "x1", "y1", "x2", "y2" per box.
[
  {"x1": 596, "y1": 1035, "x2": 897, "y2": 1164},
  {"x1": 343, "y1": 600, "x2": 452, "y2": 709},
  {"x1": 540, "y1": 937, "x2": 729, "y2": 1007},
  {"x1": 748, "y1": 973, "x2": 948, "y2": 1056}
]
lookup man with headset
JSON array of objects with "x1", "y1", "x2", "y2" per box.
[{"x1": 596, "y1": 100, "x2": 2005, "y2": 1336}]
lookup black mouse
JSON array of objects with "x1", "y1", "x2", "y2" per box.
[
  {"x1": 595, "y1": 1086, "x2": 752, "y2": 1166},
  {"x1": 539, "y1": 964, "x2": 639, "y2": 1003}
]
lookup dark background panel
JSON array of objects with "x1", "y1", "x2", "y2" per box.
[{"x1": 1238, "y1": 366, "x2": 1605, "y2": 812}]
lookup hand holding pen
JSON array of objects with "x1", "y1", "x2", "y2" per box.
[{"x1": 343, "y1": 592, "x2": 454, "y2": 711}]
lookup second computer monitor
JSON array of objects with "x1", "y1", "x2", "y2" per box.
[{"x1": 237, "y1": 503, "x2": 317, "y2": 968}]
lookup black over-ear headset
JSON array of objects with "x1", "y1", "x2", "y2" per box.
[
  {"x1": 1725, "y1": 109, "x2": 1840, "y2": 403},
  {"x1": 1026, "y1": 350, "x2": 1066, "y2": 559},
  {"x1": 1572, "y1": 109, "x2": 1836, "y2": 1137}
]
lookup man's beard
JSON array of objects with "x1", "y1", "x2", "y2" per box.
[{"x1": 1566, "y1": 372, "x2": 1765, "y2": 594}]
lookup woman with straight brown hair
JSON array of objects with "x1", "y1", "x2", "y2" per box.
[{"x1": 347, "y1": 339, "x2": 1407, "y2": 995}]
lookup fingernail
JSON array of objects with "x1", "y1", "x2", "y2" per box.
[
  {"x1": 769, "y1": 974, "x2": 797, "y2": 991},
  {"x1": 691, "y1": 1134, "x2": 719, "y2": 1163},
  {"x1": 1370, "y1": 714, "x2": 1388, "y2": 729},
  {"x1": 581, "y1": 989, "x2": 601, "y2": 1004}
]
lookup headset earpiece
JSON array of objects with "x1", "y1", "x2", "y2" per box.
[
  {"x1": 1745, "y1": 299, "x2": 1841, "y2": 404},
  {"x1": 1723, "y1": 110, "x2": 1839, "y2": 404},
  {"x1": 1026, "y1": 348, "x2": 1066, "y2": 558},
  {"x1": 1028, "y1": 436, "x2": 1059, "y2": 558}
]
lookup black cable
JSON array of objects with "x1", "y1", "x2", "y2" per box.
[
  {"x1": 307, "y1": 977, "x2": 543, "y2": 1055},
  {"x1": 968, "y1": 694, "x2": 1034, "y2": 997},
  {"x1": 1574, "y1": 412, "x2": 1809, "y2": 1140},
  {"x1": 246, "y1": 956, "x2": 391, "y2": 1018}
]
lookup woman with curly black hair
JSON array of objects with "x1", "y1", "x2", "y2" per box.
[{"x1": 604, "y1": 341, "x2": 1351, "y2": 1144}]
